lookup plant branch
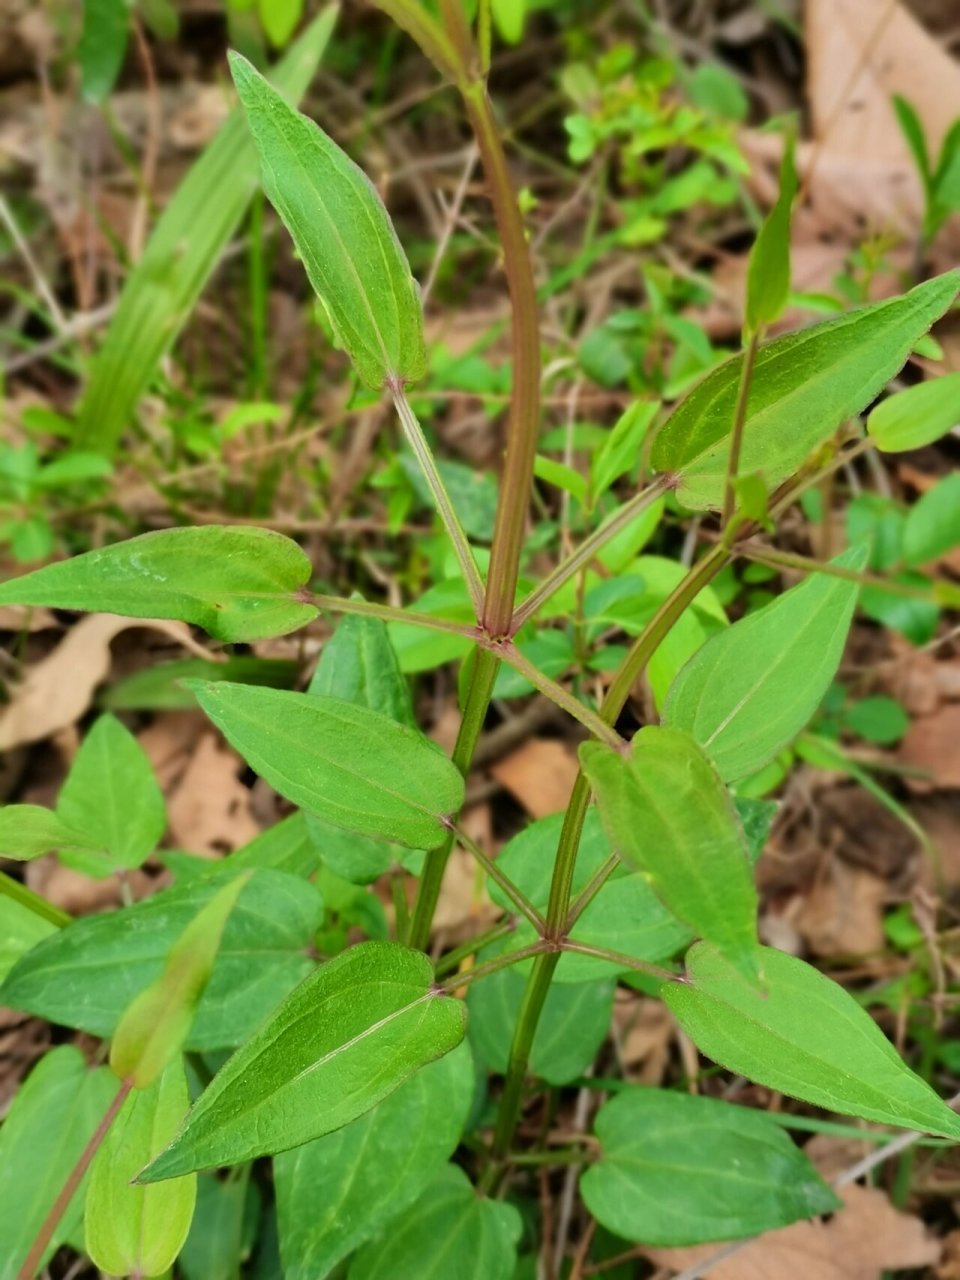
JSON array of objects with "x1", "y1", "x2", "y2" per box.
[
  {"x1": 392, "y1": 387, "x2": 486, "y2": 618},
  {"x1": 512, "y1": 475, "x2": 672, "y2": 630},
  {"x1": 16, "y1": 1078, "x2": 133, "y2": 1280},
  {"x1": 496, "y1": 642, "x2": 624, "y2": 748},
  {"x1": 737, "y1": 543, "x2": 957, "y2": 605},
  {"x1": 564, "y1": 855, "x2": 619, "y2": 932},
  {"x1": 436, "y1": 941, "x2": 549, "y2": 993},
  {"x1": 434, "y1": 919, "x2": 518, "y2": 977},
  {"x1": 453, "y1": 823, "x2": 546, "y2": 932},
  {"x1": 364, "y1": 0, "x2": 464, "y2": 82},
  {"x1": 721, "y1": 330, "x2": 760, "y2": 527},
  {"x1": 559, "y1": 939, "x2": 680, "y2": 984},
  {"x1": 308, "y1": 590, "x2": 476, "y2": 637}
]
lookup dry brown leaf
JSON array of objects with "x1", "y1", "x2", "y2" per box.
[
  {"x1": 0, "y1": 614, "x2": 212, "y2": 750},
  {"x1": 647, "y1": 1184, "x2": 940, "y2": 1279},
  {"x1": 796, "y1": 864, "x2": 888, "y2": 956},
  {"x1": 899, "y1": 704, "x2": 960, "y2": 791},
  {"x1": 0, "y1": 605, "x2": 58, "y2": 632},
  {"x1": 612, "y1": 992, "x2": 673, "y2": 1083},
  {"x1": 136, "y1": 711, "x2": 208, "y2": 791},
  {"x1": 490, "y1": 738, "x2": 579, "y2": 817},
  {"x1": 166, "y1": 731, "x2": 259, "y2": 857}
]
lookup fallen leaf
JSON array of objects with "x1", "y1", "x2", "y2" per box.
[
  {"x1": 899, "y1": 705, "x2": 960, "y2": 791},
  {"x1": 647, "y1": 1184, "x2": 941, "y2": 1279},
  {"x1": 612, "y1": 992, "x2": 673, "y2": 1083},
  {"x1": 0, "y1": 605, "x2": 58, "y2": 632},
  {"x1": 166, "y1": 732, "x2": 259, "y2": 856},
  {"x1": 0, "y1": 615, "x2": 213, "y2": 750},
  {"x1": 796, "y1": 864, "x2": 888, "y2": 957},
  {"x1": 490, "y1": 738, "x2": 579, "y2": 817}
]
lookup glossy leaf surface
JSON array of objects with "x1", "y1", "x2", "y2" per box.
[
  {"x1": 582, "y1": 727, "x2": 760, "y2": 982},
  {"x1": 230, "y1": 52, "x2": 426, "y2": 390},
  {"x1": 663, "y1": 545, "x2": 867, "y2": 781},
  {"x1": 141, "y1": 943, "x2": 466, "y2": 1179},
  {"x1": 190, "y1": 681, "x2": 463, "y2": 849},
  {"x1": 582, "y1": 1088, "x2": 839, "y2": 1245},
  {"x1": 652, "y1": 272, "x2": 959, "y2": 508},
  {"x1": 0, "y1": 526, "x2": 317, "y2": 642},
  {"x1": 666, "y1": 943, "x2": 960, "y2": 1138}
]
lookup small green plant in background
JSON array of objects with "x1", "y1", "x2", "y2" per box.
[{"x1": 2, "y1": 3, "x2": 960, "y2": 1278}]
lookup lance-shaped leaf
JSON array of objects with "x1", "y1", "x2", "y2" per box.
[
  {"x1": 189, "y1": 681, "x2": 463, "y2": 849},
  {"x1": 0, "y1": 526, "x2": 317, "y2": 642},
  {"x1": 745, "y1": 131, "x2": 798, "y2": 333},
  {"x1": 57, "y1": 713, "x2": 166, "y2": 877},
  {"x1": 581, "y1": 727, "x2": 761, "y2": 983},
  {"x1": 86, "y1": 1061, "x2": 197, "y2": 1277},
  {"x1": 230, "y1": 51, "x2": 427, "y2": 390},
  {"x1": 663, "y1": 544, "x2": 867, "y2": 781},
  {"x1": 111, "y1": 873, "x2": 251, "y2": 1087},
  {"x1": 0, "y1": 804, "x2": 97, "y2": 861},
  {"x1": 0, "y1": 1047, "x2": 118, "y2": 1276},
  {"x1": 867, "y1": 370, "x2": 960, "y2": 452},
  {"x1": 666, "y1": 943, "x2": 960, "y2": 1139},
  {"x1": 274, "y1": 1043, "x2": 474, "y2": 1278},
  {"x1": 652, "y1": 271, "x2": 959, "y2": 509},
  {"x1": 139, "y1": 942, "x2": 466, "y2": 1180},
  {"x1": 0, "y1": 867, "x2": 323, "y2": 1050},
  {"x1": 582, "y1": 1089, "x2": 839, "y2": 1246}
]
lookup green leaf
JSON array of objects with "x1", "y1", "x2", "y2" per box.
[
  {"x1": 491, "y1": 0, "x2": 525, "y2": 44},
  {"x1": 1, "y1": 868, "x2": 323, "y2": 1050},
  {"x1": 0, "y1": 804, "x2": 98, "y2": 861},
  {"x1": 140, "y1": 942, "x2": 466, "y2": 1179},
  {"x1": 56, "y1": 713, "x2": 166, "y2": 877},
  {"x1": 102, "y1": 656, "x2": 297, "y2": 710},
  {"x1": 745, "y1": 131, "x2": 797, "y2": 333},
  {"x1": 179, "y1": 1171, "x2": 252, "y2": 1280},
  {"x1": 867, "y1": 371, "x2": 960, "y2": 452},
  {"x1": 309, "y1": 610, "x2": 414, "y2": 725},
  {"x1": 259, "y1": 0, "x2": 303, "y2": 45},
  {"x1": 0, "y1": 526, "x2": 318, "y2": 642},
  {"x1": 903, "y1": 473, "x2": 960, "y2": 566},
  {"x1": 76, "y1": 13, "x2": 336, "y2": 452},
  {"x1": 0, "y1": 894, "x2": 56, "y2": 983},
  {"x1": 652, "y1": 272, "x2": 960, "y2": 509},
  {"x1": 534, "y1": 454, "x2": 588, "y2": 504},
  {"x1": 229, "y1": 51, "x2": 426, "y2": 391},
  {"x1": 86, "y1": 1060, "x2": 197, "y2": 1276},
  {"x1": 468, "y1": 961, "x2": 615, "y2": 1084},
  {"x1": 349, "y1": 1164, "x2": 522, "y2": 1280},
  {"x1": 893, "y1": 96, "x2": 932, "y2": 188},
  {"x1": 843, "y1": 695, "x2": 909, "y2": 746},
  {"x1": 486, "y1": 808, "x2": 690, "y2": 983},
  {"x1": 275, "y1": 1043, "x2": 474, "y2": 1279},
  {"x1": 190, "y1": 681, "x2": 464, "y2": 850},
  {"x1": 79, "y1": 0, "x2": 130, "y2": 103},
  {"x1": 0, "y1": 1046, "x2": 118, "y2": 1276},
  {"x1": 592, "y1": 401, "x2": 659, "y2": 497},
  {"x1": 581, "y1": 727, "x2": 760, "y2": 982},
  {"x1": 111, "y1": 873, "x2": 250, "y2": 1086},
  {"x1": 665, "y1": 943, "x2": 960, "y2": 1138},
  {"x1": 582, "y1": 1088, "x2": 839, "y2": 1246},
  {"x1": 663, "y1": 545, "x2": 868, "y2": 781}
]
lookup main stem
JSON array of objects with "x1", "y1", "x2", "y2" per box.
[
  {"x1": 407, "y1": 67, "x2": 541, "y2": 946},
  {"x1": 492, "y1": 542, "x2": 731, "y2": 1156}
]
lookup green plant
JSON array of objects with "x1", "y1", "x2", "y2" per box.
[{"x1": 2, "y1": 6, "x2": 960, "y2": 1278}]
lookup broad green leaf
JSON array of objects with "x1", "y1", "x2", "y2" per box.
[
  {"x1": 652, "y1": 272, "x2": 960, "y2": 509},
  {"x1": 57, "y1": 713, "x2": 166, "y2": 877},
  {"x1": 903, "y1": 473, "x2": 960, "y2": 566},
  {"x1": 86, "y1": 1060, "x2": 197, "y2": 1276},
  {"x1": 309, "y1": 610, "x2": 415, "y2": 725},
  {"x1": 275, "y1": 1043, "x2": 474, "y2": 1279},
  {"x1": 190, "y1": 681, "x2": 464, "y2": 850},
  {"x1": 0, "y1": 895, "x2": 56, "y2": 983},
  {"x1": 179, "y1": 1171, "x2": 252, "y2": 1280},
  {"x1": 79, "y1": 0, "x2": 130, "y2": 103},
  {"x1": 0, "y1": 526, "x2": 317, "y2": 642},
  {"x1": 468, "y1": 960, "x2": 615, "y2": 1083},
  {"x1": 305, "y1": 610, "x2": 419, "y2": 880},
  {"x1": 1, "y1": 868, "x2": 323, "y2": 1050},
  {"x1": 140, "y1": 942, "x2": 466, "y2": 1179},
  {"x1": 0, "y1": 1046, "x2": 118, "y2": 1278},
  {"x1": 349, "y1": 1164, "x2": 522, "y2": 1280},
  {"x1": 867, "y1": 371, "x2": 960, "y2": 452},
  {"x1": 486, "y1": 808, "x2": 690, "y2": 983},
  {"x1": 582, "y1": 1088, "x2": 839, "y2": 1245},
  {"x1": 581, "y1": 727, "x2": 760, "y2": 982},
  {"x1": 102, "y1": 655, "x2": 297, "y2": 710},
  {"x1": 0, "y1": 804, "x2": 97, "y2": 861},
  {"x1": 230, "y1": 51, "x2": 426, "y2": 391},
  {"x1": 745, "y1": 131, "x2": 797, "y2": 333},
  {"x1": 111, "y1": 873, "x2": 250, "y2": 1086},
  {"x1": 229, "y1": 811, "x2": 320, "y2": 877},
  {"x1": 76, "y1": 13, "x2": 336, "y2": 451},
  {"x1": 665, "y1": 943, "x2": 960, "y2": 1138},
  {"x1": 663, "y1": 544, "x2": 868, "y2": 781}
]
